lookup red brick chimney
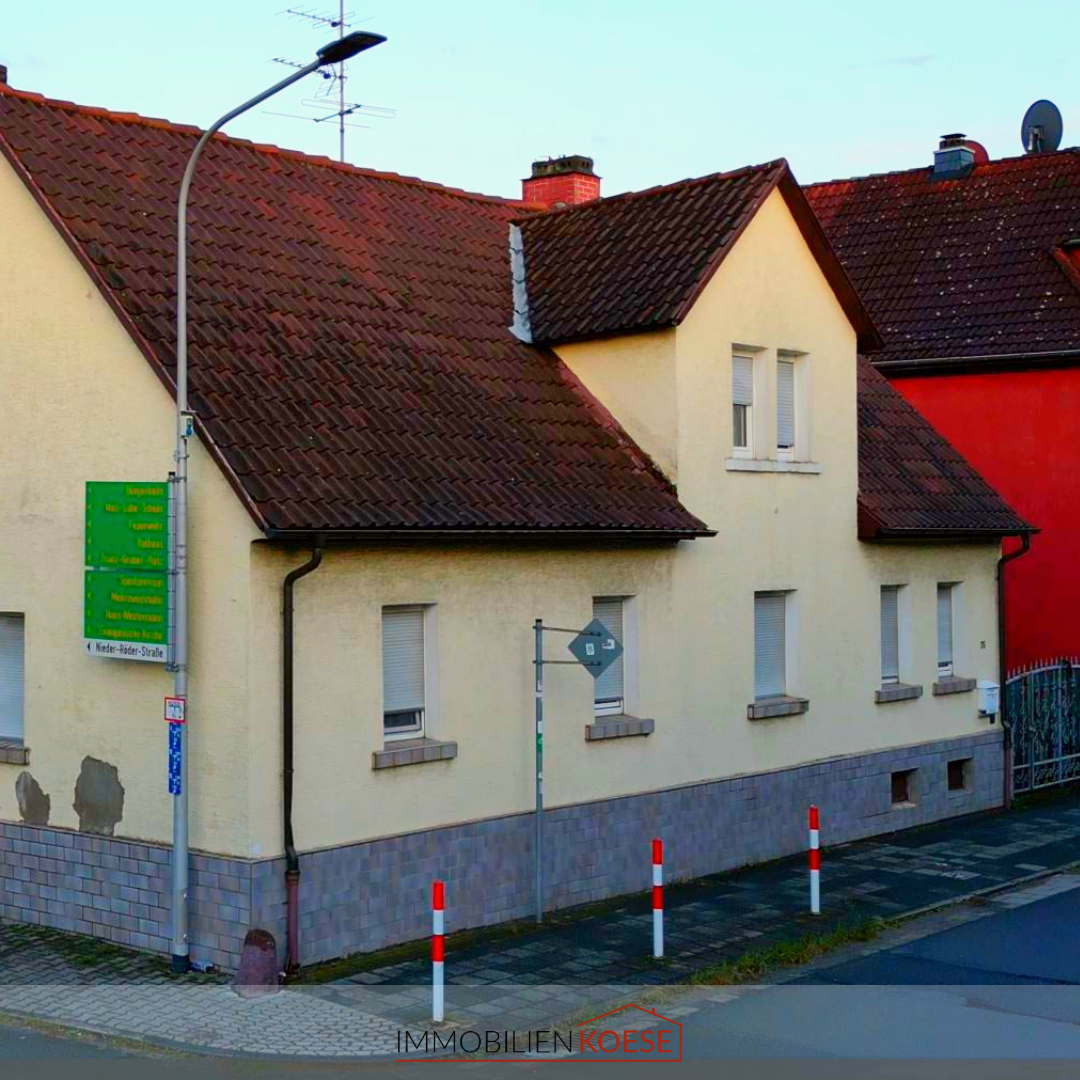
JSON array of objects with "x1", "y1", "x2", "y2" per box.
[{"x1": 523, "y1": 155, "x2": 600, "y2": 209}]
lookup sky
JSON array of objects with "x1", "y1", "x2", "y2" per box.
[{"x1": 3, "y1": 0, "x2": 1077, "y2": 199}]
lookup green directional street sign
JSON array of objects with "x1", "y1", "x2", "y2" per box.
[
  {"x1": 85, "y1": 481, "x2": 170, "y2": 663},
  {"x1": 85, "y1": 481, "x2": 169, "y2": 571}
]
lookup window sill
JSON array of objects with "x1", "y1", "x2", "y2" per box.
[
  {"x1": 934, "y1": 676, "x2": 977, "y2": 696},
  {"x1": 748, "y1": 696, "x2": 809, "y2": 720},
  {"x1": 875, "y1": 683, "x2": 924, "y2": 704},
  {"x1": 0, "y1": 739, "x2": 29, "y2": 766},
  {"x1": 372, "y1": 737, "x2": 457, "y2": 770},
  {"x1": 585, "y1": 715, "x2": 655, "y2": 741},
  {"x1": 725, "y1": 458, "x2": 821, "y2": 475}
]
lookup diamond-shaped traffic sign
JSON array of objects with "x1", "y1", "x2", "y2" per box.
[{"x1": 567, "y1": 618, "x2": 624, "y2": 680}]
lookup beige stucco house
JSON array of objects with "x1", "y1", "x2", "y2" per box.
[{"x1": 0, "y1": 84, "x2": 1030, "y2": 971}]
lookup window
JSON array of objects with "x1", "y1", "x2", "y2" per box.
[
  {"x1": 947, "y1": 758, "x2": 971, "y2": 792},
  {"x1": 880, "y1": 586, "x2": 900, "y2": 685},
  {"x1": 593, "y1": 597, "x2": 626, "y2": 716},
  {"x1": 382, "y1": 606, "x2": 426, "y2": 737},
  {"x1": 754, "y1": 592, "x2": 787, "y2": 700},
  {"x1": 937, "y1": 584, "x2": 955, "y2": 677},
  {"x1": 732, "y1": 354, "x2": 754, "y2": 458},
  {"x1": 0, "y1": 614, "x2": 25, "y2": 742},
  {"x1": 776, "y1": 357, "x2": 795, "y2": 459}
]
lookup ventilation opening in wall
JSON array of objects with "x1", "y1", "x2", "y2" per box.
[
  {"x1": 948, "y1": 758, "x2": 972, "y2": 793},
  {"x1": 891, "y1": 768, "x2": 917, "y2": 808}
]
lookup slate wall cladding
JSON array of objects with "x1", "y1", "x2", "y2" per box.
[{"x1": 0, "y1": 731, "x2": 1002, "y2": 970}]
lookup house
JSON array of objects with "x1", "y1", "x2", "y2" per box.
[
  {"x1": 806, "y1": 138, "x2": 1080, "y2": 670},
  {"x1": 0, "y1": 82, "x2": 1029, "y2": 972}
]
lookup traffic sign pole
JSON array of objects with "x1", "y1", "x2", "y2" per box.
[{"x1": 533, "y1": 617, "x2": 544, "y2": 925}]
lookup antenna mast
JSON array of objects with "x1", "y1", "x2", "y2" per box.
[{"x1": 273, "y1": 5, "x2": 394, "y2": 162}]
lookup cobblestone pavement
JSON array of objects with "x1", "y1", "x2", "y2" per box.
[{"x1": 0, "y1": 796, "x2": 1078, "y2": 1058}]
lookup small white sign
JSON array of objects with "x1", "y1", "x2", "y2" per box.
[
  {"x1": 85, "y1": 639, "x2": 167, "y2": 663},
  {"x1": 164, "y1": 696, "x2": 186, "y2": 724}
]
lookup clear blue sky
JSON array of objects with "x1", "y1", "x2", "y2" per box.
[{"x1": 4, "y1": 0, "x2": 1076, "y2": 198}]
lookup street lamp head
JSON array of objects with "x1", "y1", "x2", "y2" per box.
[{"x1": 317, "y1": 31, "x2": 386, "y2": 67}]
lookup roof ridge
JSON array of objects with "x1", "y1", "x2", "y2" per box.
[
  {"x1": 0, "y1": 85, "x2": 527, "y2": 208},
  {"x1": 514, "y1": 158, "x2": 789, "y2": 222},
  {"x1": 805, "y1": 146, "x2": 1080, "y2": 190}
]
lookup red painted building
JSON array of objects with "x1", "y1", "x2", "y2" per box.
[{"x1": 807, "y1": 142, "x2": 1080, "y2": 671}]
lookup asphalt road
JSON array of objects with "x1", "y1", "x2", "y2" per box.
[{"x1": 680, "y1": 885, "x2": 1080, "y2": 1059}]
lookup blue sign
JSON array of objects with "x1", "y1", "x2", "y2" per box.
[
  {"x1": 567, "y1": 618, "x2": 623, "y2": 680},
  {"x1": 168, "y1": 723, "x2": 182, "y2": 795}
]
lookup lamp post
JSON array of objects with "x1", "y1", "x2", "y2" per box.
[{"x1": 170, "y1": 30, "x2": 385, "y2": 974}]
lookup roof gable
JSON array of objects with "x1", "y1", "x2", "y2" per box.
[
  {"x1": 0, "y1": 88, "x2": 708, "y2": 537},
  {"x1": 805, "y1": 150, "x2": 1080, "y2": 366},
  {"x1": 517, "y1": 160, "x2": 880, "y2": 352}
]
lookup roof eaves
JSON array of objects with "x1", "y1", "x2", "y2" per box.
[{"x1": 262, "y1": 526, "x2": 717, "y2": 544}]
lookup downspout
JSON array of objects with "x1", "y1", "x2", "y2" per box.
[
  {"x1": 283, "y1": 545, "x2": 323, "y2": 975},
  {"x1": 998, "y1": 532, "x2": 1031, "y2": 809}
]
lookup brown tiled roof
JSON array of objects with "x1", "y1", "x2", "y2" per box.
[
  {"x1": 0, "y1": 88, "x2": 708, "y2": 537},
  {"x1": 857, "y1": 357, "x2": 1031, "y2": 537},
  {"x1": 805, "y1": 150, "x2": 1080, "y2": 366},
  {"x1": 518, "y1": 160, "x2": 881, "y2": 352}
]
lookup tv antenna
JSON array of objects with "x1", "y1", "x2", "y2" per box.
[
  {"x1": 271, "y1": 4, "x2": 394, "y2": 162},
  {"x1": 1021, "y1": 100, "x2": 1063, "y2": 154}
]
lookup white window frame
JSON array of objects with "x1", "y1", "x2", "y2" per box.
[
  {"x1": 880, "y1": 586, "x2": 900, "y2": 685},
  {"x1": 732, "y1": 353, "x2": 755, "y2": 459},
  {"x1": 755, "y1": 590, "x2": 797, "y2": 701},
  {"x1": 381, "y1": 604, "x2": 437, "y2": 742},
  {"x1": 937, "y1": 582, "x2": 957, "y2": 677},
  {"x1": 592, "y1": 595, "x2": 636, "y2": 717},
  {"x1": 0, "y1": 613, "x2": 25, "y2": 743}
]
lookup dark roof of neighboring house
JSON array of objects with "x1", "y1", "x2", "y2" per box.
[
  {"x1": 0, "y1": 88, "x2": 707, "y2": 538},
  {"x1": 0, "y1": 88, "x2": 1026, "y2": 540},
  {"x1": 518, "y1": 160, "x2": 882, "y2": 353},
  {"x1": 805, "y1": 150, "x2": 1080, "y2": 367},
  {"x1": 857, "y1": 357, "x2": 1032, "y2": 537}
]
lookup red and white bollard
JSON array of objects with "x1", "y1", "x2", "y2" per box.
[
  {"x1": 652, "y1": 838, "x2": 664, "y2": 958},
  {"x1": 432, "y1": 880, "x2": 445, "y2": 1022},
  {"x1": 808, "y1": 806, "x2": 821, "y2": 915}
]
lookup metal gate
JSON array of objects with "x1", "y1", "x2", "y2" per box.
[{"x1": 1008, "y1": 660, "x2": 1080, "y2": 794}]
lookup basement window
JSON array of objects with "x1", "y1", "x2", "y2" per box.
[
  {"x1": 891, "y1": 768, "x2": 917, "y2": 808},
  {"x1": 948, "y1": 758, "x2": 972, "y2": 793}
]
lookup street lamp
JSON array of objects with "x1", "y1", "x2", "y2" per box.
[{"x1": 169, "y1": 30, "x2": 386, "y2": 975}]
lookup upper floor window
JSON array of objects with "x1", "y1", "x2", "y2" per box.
[
  {"x1": 937, "y1": 584, "x2": 956, "y2": 677},
  {"x1": 880, "y1": 586, "x2": 900, "y2": 685},
  {"x1": 382, "y1": 606, "x2": 427, "y2": 738},
  {"x1": 732, "y1": 354, "x2": 754, "y2": 458},
  {"x1": 593, "y1": 596, "x2": 627, "y2": 716},
  {"x1": 776, "y1": 357, "x2": 796, "y2": 460},
  {"x1": 0, "y1": 613, "x2": 25, "y2": 743}
]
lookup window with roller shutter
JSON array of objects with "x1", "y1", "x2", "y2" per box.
[
  {"x1": 880, "y1": 586, "x2": 900, "y2": 685},
  {"x1": 592, "y1": 597, "x2": 625, "y2": 716},
  {"x1": 937, "y1": 584, "x2": 954, "y2": 677},
  {"x1": 382, "y1": 607, "x2": 426, "y2": 736},
  {"x1": 732, "y1": 354, "x2": 754, "y2": 457},
  {"x1": 754, "y1": 592, "x2": 787, "y2": 700},
  {"x1": 777, "y1": 358, "x2": 795, "y2": 458},
  {"x1": 0, "y1": 614, "x2": 25, "y2": 742}
]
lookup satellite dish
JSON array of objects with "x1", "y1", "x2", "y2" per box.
[{"x1": 1021, "y1": 100, "x2": 1063, "y2": 154}]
